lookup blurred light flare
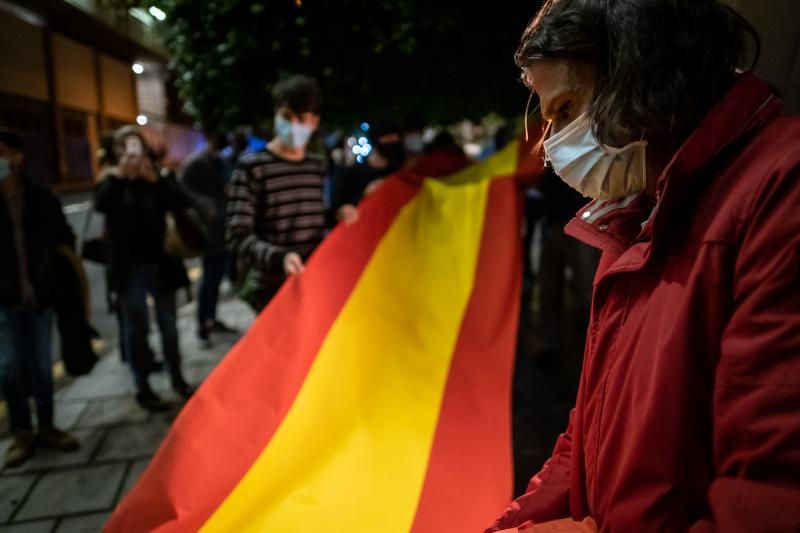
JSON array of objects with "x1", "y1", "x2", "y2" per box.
[{"x1": 149, "y1": 6, "x2": 167, "y2": 21}]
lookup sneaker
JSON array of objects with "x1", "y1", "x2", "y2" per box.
[
  {"x1": 210, "y1": 320, "x2": 238, "y2": 334},
  {"x1": 135, "y1": 390, "x2": 169, "y2": 412},
  {"x1": 37, "y1": 426, "x2": 80, "y2": 452},
  {"x1": 5, "y1": 433, "x2": 35, "y2": 468}
]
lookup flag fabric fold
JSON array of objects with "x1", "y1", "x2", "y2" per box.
[{"x1": 106, "y1": 139, "x2": 538, "y2": 533}]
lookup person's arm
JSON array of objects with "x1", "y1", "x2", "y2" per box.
[
  {"x1": 687, "y1": 163, "x2": 800, "y2": 532},
  {"x1": 226, "y1": 164, "x2": 293, "y2": 274},
  {"x1": 486, "y1": 411, "x2": 575, "y2": 532}
]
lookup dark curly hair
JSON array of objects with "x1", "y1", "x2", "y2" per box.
[
  {"x1": 272, "y1": 74, "x2": 322, "y2": 115},
  {"x1": 516, "y1": 0, "x2": 760, "y2": 145}
]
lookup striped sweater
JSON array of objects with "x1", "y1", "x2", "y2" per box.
[{"x1": 226, "y1": 148, "x2": 327, "y2": 283}]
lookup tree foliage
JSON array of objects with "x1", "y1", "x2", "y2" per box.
[{"x1": 140, "y1": 0, "x2": 541, "y2": 130}]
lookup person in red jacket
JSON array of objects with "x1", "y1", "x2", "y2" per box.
[{"x1": 487, "y1": 1, "x2": 800, "y2": 532}]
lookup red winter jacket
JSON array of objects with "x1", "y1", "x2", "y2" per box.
[{"x1": 488, "y1": 73, "x2": 800, "y2": 532}]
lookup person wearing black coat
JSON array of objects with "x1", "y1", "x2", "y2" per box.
[
  {"x1": 94, "y1": 127, "x2": 193, "y2": 412},
  {"x1": 0, "y1": 128, "x2": 80, "y2": 468},
  {"x1": 179, "y1": 135, "x2": 237, "y2": 347}
]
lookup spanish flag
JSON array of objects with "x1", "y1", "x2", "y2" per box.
[{"x1": 106, "y1": 139, "x2": 540, "y2": 532}]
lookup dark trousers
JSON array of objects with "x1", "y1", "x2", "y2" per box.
[
  {"x1": 539, "y1": 224, "x2": 600, "y2": 354},
  {"x1": 198, "y1": 252, "x2": 227, "y2": 327},
  {"x1": 0, "y1": 304, "x2": 54, "y2": 433},
  {"x1": 120, "y1": 264, "x2": 183, "y2": 393}
]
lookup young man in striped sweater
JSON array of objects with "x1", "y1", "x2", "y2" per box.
[{"x1": 227, "y1": 75, "x2": 354, "y2": 312}]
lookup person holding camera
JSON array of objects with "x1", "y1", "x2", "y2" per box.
[{"x1": 93, "y1": 126, "x2": 194, "y2": 412}]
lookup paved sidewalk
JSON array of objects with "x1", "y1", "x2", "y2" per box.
[{"x1": 0, "y1": 298, "x2": 255, "y2": 532}]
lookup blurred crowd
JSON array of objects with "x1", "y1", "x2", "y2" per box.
[{"x1": 0, "y1": 74, "x2": 592, "y2": 470}]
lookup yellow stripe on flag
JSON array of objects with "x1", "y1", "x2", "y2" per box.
[
  {"x1": 200, "y1": 175, "x2": 491, "y2": 532},
  {"x1": 444, "y1": 139, "x2": 519, "y2": 186}
]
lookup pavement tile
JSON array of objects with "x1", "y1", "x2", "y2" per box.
[
  {"x1": 14, "y1": 464, "x2": 125, "y2": 521},
  {"x1": 94, "y1": 420, "x2": 170, "y2": 462},
  {"x1": 53, "y1": 401, "x2": 89, "y2": 431},
  {"x1": 1, "y1": 519, "x2": 56, "y2": 532},
  {"x1": 75, "y1": 399, "x2": 147, "y2": 429},
  {"x1": 146, "y1": 372, "x2": 175, "y2": 398},
  {"x1": 154, "y1": 404, "x2": 185, "y2": 427},
  {"x1": 118, "y1": 459, "x2": 150, "y2": 501},
  {"x1": 86, "y1": 354, "x2": 129, "y2": 378},
  {"x1": 180, "y1": 347, "x2": 223, "y2": 365},
  {"x1": 0, "y1": 475, "x2": 36, "y2": 523},
  {"x1": 0, "y1": 442, "x2": 10, "y2": 464},
  {"x1": 190, "y1": 363, "x2": 217, "y2": 384},
  {"x1": 57, "y1": 373, "x2": 134, "y2": 402},
  {"x1": 55, "y1": 511, "x2": 110, "y2": 533}
]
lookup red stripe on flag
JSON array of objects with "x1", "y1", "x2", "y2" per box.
[
  {"x1": 107, "y1": 176, "x2": 421, "y2": 533},
  {"x1": 410, "y1": 176, "x2": 522, "y2": 532}
]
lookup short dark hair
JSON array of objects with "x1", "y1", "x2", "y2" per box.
[
  {"x1": 0, "y1": 127, "x2": 24, "y2": 152},
  {"x1": 272, "y1": 74, "x2": 322, "y2": 115},
  {"x1": 516, "y1": 0, "x2": 760, "y2": 145}
]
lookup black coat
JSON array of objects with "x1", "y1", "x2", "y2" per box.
[
  {"x1": 0, "y1": 181, "x2": 74, "y2": 308},
  {"x1": 179, "y1": 150, "x2": 226, "y2": 251},
  {"x1": 53, "y1": 247, "x2": 98, "y2": 376},
  {"x1": 94, "y1": 175, "x2": 191, "y2": 293}
]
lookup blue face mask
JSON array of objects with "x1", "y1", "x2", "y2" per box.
[
  {"x1": 274, "y1": 115, "x2": 314, "y2": 150},
  {"x1": 0, "y1": 157, "x2": 12, "y2": 181}
]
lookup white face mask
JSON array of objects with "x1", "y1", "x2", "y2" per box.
[
  {"x1": 543, "y1": 113, "x2": 648, "y2": 200},
  {"x1": 274, "y1": 115, "x2": 314, "y2": 150},
  {"x1": 0, "y1": 157, "x2": 12, "y2": 181}
]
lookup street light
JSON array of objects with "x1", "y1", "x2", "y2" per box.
[
  {"x1": 148, "y1": 6, "x2": 167, "y2": 21},
  {"x1": 132, "y1": 63, "x2": 144, "y2": 75}
]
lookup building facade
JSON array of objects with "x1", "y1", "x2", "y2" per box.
[{"x1": 0, "y1": 0, "x2": 202, "y2": 191}]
